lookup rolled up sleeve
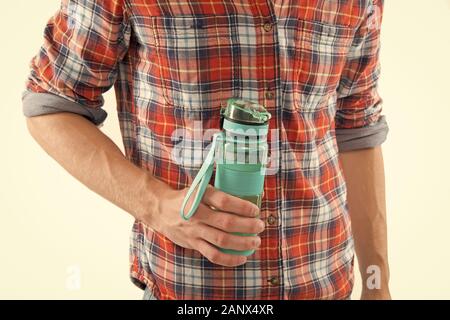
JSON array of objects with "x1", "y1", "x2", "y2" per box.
[
  {"x1": 335, "y1": 0, "x2": 388, "y2": 152},
  {"x1": 22, "y1": 0, "x2": 131, "y2": 125}
]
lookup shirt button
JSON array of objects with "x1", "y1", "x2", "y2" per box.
[
  {"x1": 263, "y1": 22, "x2": 272, "y2": 32},
  {"x1": 265, "y1": 91, "x2": 274, "y2": 100},
  {"x1": 267, "y1": 215, "x2": 276, "y2": 226},
  {"x1": 268, "y1": 277, "x2": 279, "y2": 286}
]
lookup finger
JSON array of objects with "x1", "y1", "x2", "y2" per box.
[
  {"x1": 195, "y1": 239, "x2": 247, "y2": 267},
  {"x1": 203, "y1": 186, "x2": 260, "y2": 217},
  {"x1": 193, "y1": 206, "x2": 265, "y2": 234},
  {"x1": 200, "y1": 225, "x2": 261, "y2": 251}
]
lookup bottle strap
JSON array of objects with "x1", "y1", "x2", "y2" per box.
[{"x1": 180, "y1": 132, "x2": 222, "y2": 220}]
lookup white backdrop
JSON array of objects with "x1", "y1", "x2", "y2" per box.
[{"x1": 0, "y1": 0, "x2": 449, "y2": 299}]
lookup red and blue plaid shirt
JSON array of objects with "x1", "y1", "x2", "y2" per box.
[{"x1": 23, "y1": 0, "x2": 388, "y2": 299}]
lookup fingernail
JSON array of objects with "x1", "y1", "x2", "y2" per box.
[{"x1": 252, "y1": 206, "x2": 260, "y2": 217}]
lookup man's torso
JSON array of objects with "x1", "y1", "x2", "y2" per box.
[{"x1": 118, "y1": 0, "x2": 370, "y2": 300}]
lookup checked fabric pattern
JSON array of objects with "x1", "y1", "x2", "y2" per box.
[{"x1": 25, "y1": 0, "x2": 385, "y2": 299}]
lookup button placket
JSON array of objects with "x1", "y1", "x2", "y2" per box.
[{"x1": 256, "y1": 0, "x2": 284, "y2": 297}]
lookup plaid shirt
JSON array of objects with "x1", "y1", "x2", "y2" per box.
[{"x1": 24, "y1": 0, "x2": 387, "y2": 299}]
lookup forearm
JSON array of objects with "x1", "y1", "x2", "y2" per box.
[
  {"x1": 339, "y1": 146, "x2": 390, "y2": 296},
  {"x1": 26, "y1": 112, "x2": 168, "y2": 221}
]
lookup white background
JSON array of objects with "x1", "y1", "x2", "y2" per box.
[{"x1": 0, "y1": 0, "x2": 449, "y2": 299}]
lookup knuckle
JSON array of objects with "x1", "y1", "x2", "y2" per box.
[
  {"x1": 247, "y1": 237, "x2": 260, "y2": 249},
  {"x1": 215, "y1": 234, "x2": 227, "y2": 247},
  {"x1": 246, "y1": 202, "x2": 255, "y2": 212},
  {"x1": 199, "y1": 228, "x2": 209, "y2": 241},
  {"x1": 248, "y1": 223, "x2": 260, "y2": 234},
  {"x1": 195, "y1": 241, "x2": 206, "y2": 254},
  {"x1": 243, "y1": 202, "x2": 258, "y2": 216},
  {"x1": 216, "y1": 195, "x2": 227, "y2": 209},
  {"x1": 208, "y1": 251, "x2": 221, "y2": 264},
  {"x1": 243, "y1": 221, "x2": 259, "y2": 234},
  {"x1": 220, "y1": 216, "x2": 233, "y2": 230}
]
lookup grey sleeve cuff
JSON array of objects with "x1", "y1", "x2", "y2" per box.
[
  {"x1": 22, "y1": 91, "x2": 107, "y2": 125},
  {"x1": 335, "y1": 116, "x2": 389, "y2": 152}
]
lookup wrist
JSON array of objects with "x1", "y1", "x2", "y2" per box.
[
  {"x1": 361, "y1": 286, "x2": 391, "y2": 300},
  {"x1": 134, "y1": 173, "x2": 171, "y2": 228}
]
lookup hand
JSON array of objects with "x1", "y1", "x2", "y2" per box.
[
  {"x1": 140, "y1": 185, "x2": 265, "y2": 267},
  {"x1": 360, "y1": 288, "x2": 392, "y2": 300}
]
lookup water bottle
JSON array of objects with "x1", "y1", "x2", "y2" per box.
[{"x1": 180, "y1": 98, "x2": 271, "y2": 256}]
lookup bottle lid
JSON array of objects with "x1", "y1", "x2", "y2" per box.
[{"x1": 221, "y1": 98, "x2": 271, "y2": 125}]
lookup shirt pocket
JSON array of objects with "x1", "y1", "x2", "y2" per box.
[
  {"x1": 293, "y1": 20, "x2": 354, "y2": 112},
  {"x1": 151, "y1": 15, "x2": 233, "y2": 111}
]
